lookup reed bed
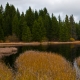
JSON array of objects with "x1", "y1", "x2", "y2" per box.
[
  {"x1": 0, "y1": 62, "x2": 13, "y2": 80},
  {"x1": 15, "y1": 51, "x2": 76, "y2": 80}
]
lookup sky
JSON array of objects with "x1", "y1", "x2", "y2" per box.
[{"x1": 0, "y1": 0, "x2": 80, "y2": 22}]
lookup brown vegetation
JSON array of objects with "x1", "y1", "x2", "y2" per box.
[
  {"x1": 15, "y1": 51, "x2": 76, "y2": 80},
  {"x1": 0, "y1": 62, "x2": 13, "y2": 80}
]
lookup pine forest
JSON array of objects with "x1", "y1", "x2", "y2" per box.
[{"x1": 0, "y1": 3, "x2": 80, "y2": 42}]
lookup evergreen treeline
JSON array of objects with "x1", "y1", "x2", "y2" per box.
[{"x1": 0, "y1": 3, "x2": 80, "y2": 42}]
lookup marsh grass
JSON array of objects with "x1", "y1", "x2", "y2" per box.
[
  {"x1": 15, "y1": 51, "x2": 76, "y2": 80},
  {"x1": 0, "y1": 62, "x2": 13, "y2": 80}
]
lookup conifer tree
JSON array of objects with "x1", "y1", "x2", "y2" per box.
[
  {"x1": 19, "y1": 12, "x2": 25, "y2": 40},
  {"x1": 64, "y1": 15, "x2": 71, "y2": 41},
  {"x1": 0, "y1": 26, "x2": 4, "y2": 40},
  {"x1": 12, "y1": 14, "x2": 19, "y2": 38},
  {"x1": 32, "y1": 17, "x2": 46, "y2": 41},
  {"x1": 44, "y1": 14, "x2": 52, "y2": 40},
  {"x1": 76, "y1": 21, "x2": 80, "y2": 40},
  {"x1": 22, "y1": 22, "x2": 32, "y2": 42},
  {"x1": 25, "y1": 7, "x2": 34, "y2": 32},
  {"x1": 34, "y1": 10, "x2": 39, "y2": 20},
  {"x1": 51, "y1": 14, "x2": 59, "y2": 41},
  {"x1": 70, "y1": 15, "x2": 77, "y2": 39},
  {"x1": 58, "y1": 15, "x2": 64, "y2": 41}
]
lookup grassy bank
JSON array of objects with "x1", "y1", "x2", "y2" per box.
[{"x1": 15, "y1": 51, "x2": 76, "y2": 80}]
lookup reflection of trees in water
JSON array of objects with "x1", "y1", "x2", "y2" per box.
[
  {"x1": 22, "y1": 45, "x2": 48, "y2": 52},
  {"x1": 1, "y1": 44, "x2": 80, "y2": 72},
  {"x1": 21, "y1": 44, "x2": 80, "y2": 63},
  {"x1": 70, "y1": 44, "x2": 77, "y2": 64},
  {"x1": 59, "y1": 44, "x2": 71, "y2": 61},
  {"x1": 56, "y1": 44, "x2": 78, "y2": 63}
]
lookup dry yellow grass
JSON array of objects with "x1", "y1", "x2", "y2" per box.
[
  {"x1": 0, "y1": 62, "x2": 13, "y2": 80},
  {"x1": 15, "y1": 51, "x2": 76, "y2": 80}
]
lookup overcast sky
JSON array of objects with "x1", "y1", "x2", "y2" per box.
[{"x1": 0, "y1": 0, "x2": 80, "y2": 22}]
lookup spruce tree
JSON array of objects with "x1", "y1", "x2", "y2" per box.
[
  {"x1": 64, "y1": 15, "x2": 71, "y2": 41},
  {"x1": 0, "y1": 26, "x2": 4, "y2": 40},
  {"x1": 76, "y1": 21, "x2": 80, "y2": 40},
  {"x1": 51, "y1": 14, "x2": 59, "y2": 41},
  {"x1": 12, "y1": 14, "x2": 19, "y2": 38},
  {"x1": 34, "y1": 10, "x2": 39, "y2": 20},
  {"x1": 19, "y1": 12, "x2": 25, "y2": 40},
  {"x1": 22, "y1": 22, "x2": 32, "y2": 42},
  {"x1": 70, "y1": 15, "x2": 77, "y2": 39},
  {"x1": 32, "y1": 17, "x2": 46, "y2": 41},
  {"x1": 25, "y1": 7, "x2": 34, "y2": 32},
  {"x1": 58, "y1": 15, "x2": 64, "y2": 41}
]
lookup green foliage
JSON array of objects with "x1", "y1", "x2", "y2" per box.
[
  {"x1": 51, "y1": 14, "x2": 59, "y2": 41},
  {"x1": 0, "y1": 26, "x2": 4, "y2": 40},
  {"x1": 1, "y1": 3, "x2": 80, "y2": 42},
  {"x1": 25, "y1": 7, "x2": 35, "y2": 31},
  {"x1": 76, "y1": 21, "x2": 80, "y2": 40},
  {"x1": 3, "y1": 3, "x2": 16, "y2": 36},
  {"x1": 22, "y1": 22, "x2": 32, "y2": 42},
  {"x1": 12, "y1": 14, "x2": 19, "y2": 37},
  {"x1": 70, "y1": 15, "x2": 77, "y2": 39},
  {"x1": 59, "y1": 15, "x2": 71, "y2": 42},
  {"x1": 32, "y1": 17, "x2": 46, "y2": 41},
  {"x1": 34, "y1": 10, "x2": 39, "y2": 20},
  {"x1": 44, "y1": 14, "x2": 52, "y2": 40}
]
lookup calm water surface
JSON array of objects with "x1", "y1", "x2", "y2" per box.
[{"x1": 1, "y1": 44, "x2": 80, "y2": 70}]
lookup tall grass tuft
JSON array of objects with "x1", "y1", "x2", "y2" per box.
[
  {"x1": 0, "y1": 62, "x2": 13, "y2": 80},
  {"x1": 15, "y1": 51, "x2": 76, "y2": 80}
]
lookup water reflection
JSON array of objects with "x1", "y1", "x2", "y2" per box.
[
  {"x1": 21, "y1": 44, "x2": 80, "y2": 62},
  {"x1": 1, "y1": 44, "x2": 80, "y2": 69}
]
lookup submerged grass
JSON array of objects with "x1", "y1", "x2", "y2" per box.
[{"x1": 15, "y1": 51, "x2": 76, "y2": 80}]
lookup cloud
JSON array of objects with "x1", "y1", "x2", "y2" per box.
[{"x1": 0, "y1": 0, "x2": 80, "y2": 22}]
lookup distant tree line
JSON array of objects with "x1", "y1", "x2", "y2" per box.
[{"x1": 0, "y1": 3, "x2": 80, "y2": 42}]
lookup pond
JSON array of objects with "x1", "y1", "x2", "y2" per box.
[{"x1": 1, "y1": 44, "x2": 80, "y2": 70}]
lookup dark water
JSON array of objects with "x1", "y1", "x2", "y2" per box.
[{"x1": 1, "y1": 44, "x2": 80, "y2": 70}]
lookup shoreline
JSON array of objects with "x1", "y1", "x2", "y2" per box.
[{"x1": 0, "y1": 41, "x2": 80, "y2": 46}]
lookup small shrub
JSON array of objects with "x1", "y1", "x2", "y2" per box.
[
  {"x1": 0, "y1": 40, "x2": 3, "y2": 43},
  {"x1": 5, "y1": 40, "x2": 10, "y2": 43},
  {"x1": 41, "y1": 37, "x2": 48, "y2": 42},
  {"x1": 5, "y1": 34, "x2": 19, "y2": 42},
  {"x1": 70, "y1": 38, "x2": 75, "y2": 42}
]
